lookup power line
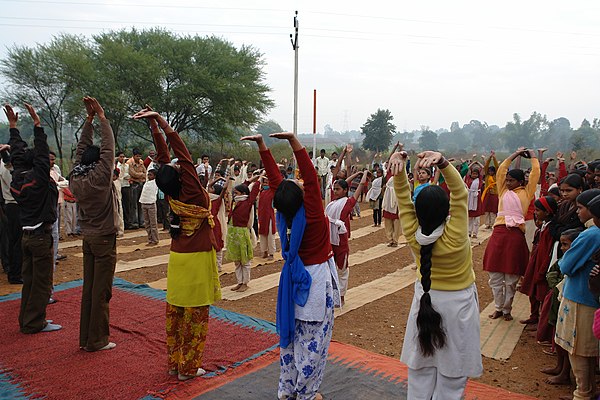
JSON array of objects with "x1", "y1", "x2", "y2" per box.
[{"x1": 1, "y1": 0, "x2": 599, "y2": 39}]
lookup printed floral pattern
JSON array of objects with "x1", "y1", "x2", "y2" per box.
[
  {"x1": 278, "y1": 282, "x2": 335, "y2": 400},
  {"x1": 166, "y1": 303, "x2": 209, "y2": 375}
]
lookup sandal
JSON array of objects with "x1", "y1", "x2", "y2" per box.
[
  {"x1": 503, "y1": 313, "x2": 513, "y2": 321},
  {"x1": 519, "y1": 318, "x2": 538, "y2": 325},
  {"x1": 488, "y1": 310, "x2": 503, "y2": 319}
]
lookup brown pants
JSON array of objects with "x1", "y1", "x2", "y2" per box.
[
  {"x1": 80, "y1": 233, "x2": 117, "y2": 350},
  {"x1": 142, "y1": 203, "x2": 159, "y2": 244},
  {"x1": 19, "y1": 231, "x2": 54, "y2": 333}
]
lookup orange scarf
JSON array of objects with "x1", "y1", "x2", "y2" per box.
[{"x1": 168, "y1": 198, "x2": 214, "y2": 236}]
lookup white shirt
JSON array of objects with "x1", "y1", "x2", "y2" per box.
[
  {"x1": 0, "y1": 160, "x2": 15, "y2": 204},
  {"x1": 139, "y1": 179, "x2": 158, "y2": 204},
  {"x1": 316, "y1": 156, "x2": 330, "y2": 176},
  {"x1": 196, "y1": 163, "x2": 212, "y2": 177}
]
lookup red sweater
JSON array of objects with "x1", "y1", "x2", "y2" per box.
[
  {"x1": 230, "y1": 182, "x2": 260, "y2": 227},
  {"x1": 151, "y1": 126, "x2": 216, "y2": 253},
  {"x1": 540, "y1": 160, "x2": 567, "y2": 197},
  {"x1": 258, "y1": 188, "x2": 276, "y2": 235},
  {"x1": 260, "y1": 148, "x2": 332, "y2": 265}
]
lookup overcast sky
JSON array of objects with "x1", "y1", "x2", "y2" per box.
[{"x1": 1, "y1": 0, "x2": 599, "y2": 134}]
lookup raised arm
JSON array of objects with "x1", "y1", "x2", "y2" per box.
[
  {"x1": 5, "y1": 105, "x2": 27, "y2": 159},
  {"x1": 352, "y1": 170, "x2": 369, "y2": 200},
  {"x1": 331, "y1": 146, "x2": 347, "y2": 178},
  {"x1": 525, "y1": 151, "x2": 540, "y2": 200},
  {"x1": 75, "y1": 98, "x2": 95, "y2": 165},
  {"x1": 241, "y1": 134, "x2": 283, "y2": 193},
  {"x1": 390, "y1": 152, "x2": 418, "y2": 238},
  {"x1": 23, "y1": 104, "x2": 51, "y2": 186}
]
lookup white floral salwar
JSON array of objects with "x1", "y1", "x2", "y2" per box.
[{"x1": 278, "y1": 258, "x2": 340, "y2": 400}]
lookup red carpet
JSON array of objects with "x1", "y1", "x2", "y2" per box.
[{"x1": 0, "y1": 285, "x2": 279, "y2": 400}]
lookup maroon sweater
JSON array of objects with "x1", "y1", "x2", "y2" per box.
[
  {"x1": 260, "y1": 148, "x2": 332, "y2": 265},
  {"x1": 230, "y1": 182, "x2": 260, "y2": 227},
  {"x1": 151, "y1": 126, "x2": 216, "y2": 253}
]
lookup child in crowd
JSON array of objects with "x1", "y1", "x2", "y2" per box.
[
  {"x1": 481, "y1": 151, "x2": 499, "y2": 229},
  {"x1": 540, "y1": 228, "x2": 581, "y2": 385},
  {"x1": 208, "y1": 177, "x2": 228, "y2": 272},
  {"x1": 554, "y1": 189, "x2": 600, "y2": 399},
  {"x1": 464, "y1": 164, "x2": 484, "y2": 238},
  {"x1": 139, "y1": 168, "x2": 159, "y2": 246},
  {"x1": 325, "y1": 169, "x2": 368, "y2": 305},
  {"x1": 519, "y1": 196, "x2": 558, "y2": 328},
  {"x1": 227, "y1": 174, "x2": 261, "y2": 292},
  {"x1": 367, "y1": 168, "x2": 383, "y2": 226}
]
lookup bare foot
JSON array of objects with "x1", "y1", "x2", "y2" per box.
[
  {"x1": 503, "y1": 313, "x2": 513, "y2": 321},
  {"x1": 489, "y1": 310, "x2": 503, "y2": 319},
  {"x1": 540, "y1": 366, "x2": 561, "y2": 375},
  {"x1": 545, "y1": 374, "x2": 571, "y2": 385}
]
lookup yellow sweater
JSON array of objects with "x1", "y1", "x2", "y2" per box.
[
  {"x1": 394, "y1": 162, "x2": 475, "y2": 291},
  {"x1": 493, "y1": 157, "x2": 540, "y2": 233}
]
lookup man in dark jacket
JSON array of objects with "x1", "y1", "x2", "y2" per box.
[
  {"x1": 69, "y1": 97, "x2": 118, "y2": 352},
  {"x1": 5, "y1": 103, "x2": 61, "y2": 333}
]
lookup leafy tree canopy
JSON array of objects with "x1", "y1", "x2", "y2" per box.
[{"x1": 361, "y1": 109, "x2": 396, "y2": 152}]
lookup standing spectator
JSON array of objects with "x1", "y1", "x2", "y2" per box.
[
  {"x1": 127, "y1": 148, "x2": 147, "y2": 229},
  {"x1": 196, "y1": 154, "x2": 212, "y2": 188},
  {"x1": 315, "y1": 149, "x2": 329, "y2": 198},
  {"x1": 257, "y1": 175, "x2": 276, "y2": 260},
  {"x1": 49, "y1": 151, "x2": 68, "y2": 271},
  {"x1": 156, "y1": 187, "x2": 170, "y2": 231},
  {"x1": 139, "y1": 168, "x2": 160, "y2": 246},
  {"x1": 481, "y1": 151, "x2": 499, "y2": 229},
  {"x1": 143, "y1": 149, "x2": 156, "y2": 169},
  {"x1": 0, "y1": 152, "x2": 22, "y2": 284},
  {"x1": 6, "y1": 103, "x2": 61, "y2": 333},
  {"x1": 112, "y1": 167, "x2": 124, "y2": 237},
  {"x1": 62, "y1": 187, "x2": 78, "y2": 237},
  {"x1": 117, "y1": 151, "x2": 132, "y2": 229},
  {"x1": 70, "y1": 97, "x2": 118, "y2": 351}
]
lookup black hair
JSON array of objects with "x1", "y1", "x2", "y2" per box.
[
  {"x1": 147, "y1": 168, "x2": 158, "y2": 176},
  {"x1": 587, "y1": 194, "x2": 600, "y2": 218},
  {"x1": 588, "y1": 161, "x2": 600, "y2": 172},
  {"x1": 117, "y1": 151, "x2": 125, "y2": 157},
  {"x1": 560, "y1": 173, "x2": 585, "y2": 190},
  {"x1": 549, "y1": 186, "x2": 560, "y2": 197},
  {"x1": 201, "y1": 154, "x2": 209, "y2": 159},
  {"x1": 413, "y1": 185, "x2": 450, "y2": 357},
  {"x1": 169, "y1": 210, "x2": 181, "y2": 239},
  {"x1": 212, "y1": 183, "x2": 223, "y2": 196},
  {"x1": 576, "y1": 189, "x2": 600, "y2": 207},
  {"x1": 132, "y1": 148, "x2": 142, "y2": 156},
  {"x1": 234, "y1": 184, "x2": 250, "y2": 196},
  {"x1": 320, "y1": 149, "x2": 325, "y2": 153},
  {"x1": 81, "y1": 145, "x2": 100, "y2": 166},
  {"x1": 12, "y1": 148, "x2": 34, "y2": 169},
  {"x1": 273, "y1": 180, "x2": 304, "y2": 228},
  {"x1": 334, "y1": 179, "x2": 349, "y2": 192},
  {"x1": 156, "y1": 164, "x2": 181, "y2": 199},
  {"x1": 560, "y1": 228, "x2": 583, "y2": 242},
  {"x1": 534, "y1": 196, "x2": 558, "y2": 215},
  {"x1": 49, "y1": 150, "x2": 56, "y2": 157},
  {"x1": 488, "y1": 166, "x2": 496, "y2": 173},
  {"x1": 507, "y1": 169, "x2": 525, "y2": 186}
]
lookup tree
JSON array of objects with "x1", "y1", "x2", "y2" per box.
[
  {"x1": 0, "y1": 34, "x2": 90, "y2": 161},
  {"x1": 570, "y1": 119, "x2": 599, "y2": 152},
  {"x1": 502, "y1": 112, "x2": 548, "y2": 150},
  {"x1": 418, "y1": 129, "x2": 439, "y2": 151},
  {"x1": 361, "y1": 109, "x2": 396, "y2": 152},
  {"x1": 255, "y1": 119, "x2": 284, "y2": 146}
]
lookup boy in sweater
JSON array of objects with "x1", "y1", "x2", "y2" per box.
[{"x1": 139, "y1": 169, "x2": 159, "y2": 245}]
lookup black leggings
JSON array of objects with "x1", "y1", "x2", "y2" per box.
[{"x1": 373, "y1": 198, "x2": 382, "y2": 225}]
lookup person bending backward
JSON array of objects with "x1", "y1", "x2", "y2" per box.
[
  {"x1": 132, "y1": 107, "x2": 221, "y2": 381},
  {"x1": 241, "y1": 133, "x2": 341, "y2": 400},
  {"x1": 69, "y1": 97, "x2": 119, "y2": 351},
  {"x1": 483, "y1": 148, "x2": 540, "y2": 321},
  {"x1": 388, "y1": 150, "x2": 482, "y2": 399},
  {"x1": 5, "y1": 103, "x2": 61, "y2": 333}
]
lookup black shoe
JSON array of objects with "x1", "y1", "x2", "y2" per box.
[{"x1": 8, "y1": 278, "x2": 23, "y2": 284}]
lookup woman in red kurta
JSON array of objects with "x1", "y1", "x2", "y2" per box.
[
  {"x1": 241, "y1": 132, "x2": 339, "y2": 400},
  {"x1": 132, "y1": 108, "x2": 221, "y2": 381},
  {"x1": 464, "y1": 167, "x2": 484, "y2": 238}
]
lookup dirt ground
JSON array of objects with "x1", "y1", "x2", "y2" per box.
[{"x1": 0, "y1": 204, "x2": 573, "y2": 399}]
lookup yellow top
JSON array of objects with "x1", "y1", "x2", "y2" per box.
[
  {"x1": 493, "y1": 157, "x2": 540, "y2": 233},
  {"x1": 394, "y1": 162, "x2": 475, "y2": 291}
]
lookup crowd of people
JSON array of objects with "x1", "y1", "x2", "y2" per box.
[{"x1": 1, "y1": 99, "x2": 600, "y2": 399}]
